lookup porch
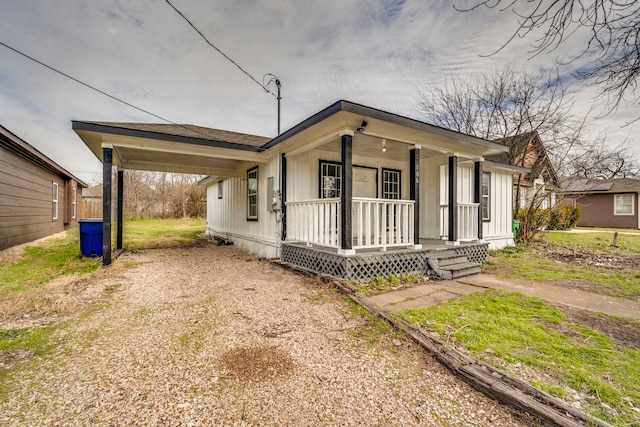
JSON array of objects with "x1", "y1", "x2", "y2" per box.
[
  {"x1": 280, "y1": 239, "x2": 488, "y2": 282},
  {"x1": 286, "y1": 197, "x2": 481, "y2": 252}
]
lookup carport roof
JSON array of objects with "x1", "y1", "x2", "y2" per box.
[{"x1": 72, "y1": 121, "x2": 272, "y2": 175}]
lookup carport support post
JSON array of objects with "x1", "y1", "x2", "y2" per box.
[
  {"x1": 339, "y1": 131, "x2": 354, "y2": 255},
  {"x1": 117, "y1": 169, "x2": 124, "y2": 250},
  {"x1": 410, "y1": 147, "x2": 421, "y2": 249},
  {"x1": 102, "y1": 145, "x2": 113, "y2": 266},
  {"x1": 447, "y1": 155, "x2": 458, "y2": 245}
]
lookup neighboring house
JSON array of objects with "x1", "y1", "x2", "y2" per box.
[
  {"x1": 487, "y1": 131, "x2": 559, "y2": 210},
  {"x1": 0, "y1": 125, "x2": 87, "y2": 250},
  {"x1": 81, "y1": 184, "x2": 103, "y2": 218},
  {"x1": 73, "y1": 100, "x2": 527, "y2": 280},
  {"x1": 561, "y1": 177, "x2": 640, "y2": 229}
]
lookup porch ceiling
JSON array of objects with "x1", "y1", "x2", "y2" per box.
[{"x1": 72, "y1": 121, "x2": 270, "y2": 176}]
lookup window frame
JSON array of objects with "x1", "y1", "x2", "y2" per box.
[
  {"x1": 52, "y1": 182, "x2": 59, "y2": 220},
  {"x1": 72, "y1": 187, "x2": 77, "y2": 219},
  {"x1": 319, "y1": 160, "x2": 342, "y2": 199},
  {"x1": 217, "y1": 180, "x2": 223, "y2": 199},
  {"x1": 247, "y1": 167, "x2": 258, "y2": 221},
  {"x1": 382, "y1": 168, "x2": 401, "y2": 200},
  {"x1": 481, "y1": 171, "x2": 491, "y2": 221},
  {"x1": 614, "y1": 193, "x2": 634, "y2": 216}
]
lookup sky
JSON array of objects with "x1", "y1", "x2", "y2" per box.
[{"x1": 1, "y1": 0, "x2": 639, "y2": 184}]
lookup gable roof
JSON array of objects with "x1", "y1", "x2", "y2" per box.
[
  {"x1": 562, "y1": 177, "x2": 640, "y2": 194},
  {"x1": 486, "y1": 131, "x2": 559, "y2": 187},
  {"x1": 0, "y1": 124, "x2": 88, "y2": 187},
  {"x1": 73, "y1": 100, "x2": 518, "y2": 176}
]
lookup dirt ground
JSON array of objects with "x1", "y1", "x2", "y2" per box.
[{"x1": 0, "y1": 244, "x2": 533, "y2": 426}]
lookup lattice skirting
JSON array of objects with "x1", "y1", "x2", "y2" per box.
[
  {"x1": 281, "y1": 242, "x2": 489, "y2": 282},
  {"x1": 281, "y1": 245, "x2": 429, "y2": 282},
  {"x1": 453, "y1": 243, "x2": 489, "y2": 263}
]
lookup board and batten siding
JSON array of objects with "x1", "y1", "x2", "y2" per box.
[
  {"x1": 205, "y1": 157, "x2": 282, "y2": 258},
  {"x1": 286, "y1": 148, "x2": 410, "y2": 201},
  {"x1": 421, "y1": 158, "x2": 514, "y2": 249},
  {"x1": 482, "y1": 166, "x2": 514, "y2": 248},
  {"x1": 0, "y1": 143, "x2": 81, "y2": 250}
]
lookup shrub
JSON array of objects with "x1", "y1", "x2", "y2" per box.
[{"x1": 547, "y1": 206, "x2": 581, "y2": 230}]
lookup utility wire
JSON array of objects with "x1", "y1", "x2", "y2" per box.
[
  {"x1": 0, "y1": 40, "x2": 240, "y2": 142},
  {"x1": 164, "y1": 0, "x2": 276, "y2": 97},
  {"x1": 0, "y1": 41, "x2": 177, "y2": 124}
]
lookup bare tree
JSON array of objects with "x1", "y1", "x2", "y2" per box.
[
  {"x1": 416, "y1": 65, "x2": 590, "y2": 241},
  {"x1": 565, "y1": 139, "x2": 640, "y2": 178},
  {"x1": 457, "y1": 0, "x2": 640, "y2": 110}
]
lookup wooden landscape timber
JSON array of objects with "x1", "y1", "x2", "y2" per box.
[{"x1": 274, "y1": 259, "x2": 613, "y2": 427}]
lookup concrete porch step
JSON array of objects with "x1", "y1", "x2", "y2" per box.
[
  {"x1": 427, "y1": 253, "x2": 482, "y2": 280},
  {"x1": 441, "y1": 262, "x2": 482, "y2": 279},
  {"x1": 430, "y1": 252, "x2": 469, "y2": 267}
]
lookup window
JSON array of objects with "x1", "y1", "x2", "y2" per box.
[
  {"x1": 218, "y1": 180, "x2": 223, "y2": 199},
  {"x1": 382, "y1": 169, "x2": 401, "y2": 200},
  {"x1": 72, "y1": 187, "x2": 77, "y2": 219},
  {"x1": 52, "y1": 182, "x2": 59, "y2": 220},
  {"x1": 320, "y1": 161, "x2": 341, "y2": 198},
  {"x1": 481, "y1": 172, "x2": 491, "y2": 221},
  {"x1": 615, "y1": 194, "x2": 634, "y2": 215},
  {"x1": 247, "y1": 167, "x2": 258, "y2": 220}
]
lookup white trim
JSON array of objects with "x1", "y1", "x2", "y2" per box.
[
  {"x1": 52, "y1": 182, "x2": 59, "y2": 220},
  {"x1": 72, "y1": 187, "x2": 77, "y2": 219},
  {"x1": 614, "y1": 193, "x2": 635, "y2": 216}
]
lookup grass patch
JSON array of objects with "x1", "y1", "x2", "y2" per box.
[
  {"x1": 485, "y1": 231, "x2": 640, "y2": 300},
  {"x1": 0, "y1": 326, "x2": 57, "y2": 398},
  {"x1": 0, "y1": 230, "x2": 101, "y2": 296},
  {"x1": 400, "y1": 290, "x2": 640, "y2": 425},
  {"x1": 545, "y1": 231, "x2": 640, "y2": 255},
  {"x1": 355, "y1": 274, "x2": 422, "y2": 296},
  {"x1": 121, "y1": 218, "x2": 205, "y2": 250}
]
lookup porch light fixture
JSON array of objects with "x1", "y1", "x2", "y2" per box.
[
  {"x1": 356, "y1": 121, "x2": 367, "y2": 133},
  {"x1": 382, "y1": 138, "x2": 387, "y2": 152}
]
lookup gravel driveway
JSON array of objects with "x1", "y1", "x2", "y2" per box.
[{"x1": 2, "y1": 244, "x2": 532, "y2": 426}]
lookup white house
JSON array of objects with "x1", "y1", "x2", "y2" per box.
[{"x1": 73, "y1": 100, "x2": 526, "y2": 281}]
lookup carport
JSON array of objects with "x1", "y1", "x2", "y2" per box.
[{"x1": 72, "y1": 121, "x2": 270, "y2": 265}]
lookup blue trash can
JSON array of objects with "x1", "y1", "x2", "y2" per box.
[{"x1": 79, "y1": 219, "x2": 103, "y2": 257}]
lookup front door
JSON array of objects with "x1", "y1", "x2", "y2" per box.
[{"x1": 353, "y1": 166, "x2": 377, "y2": 198}]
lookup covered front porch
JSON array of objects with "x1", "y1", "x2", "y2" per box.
[{"x1": 280, "y1": 127, "x2": 489, "y2": 255}]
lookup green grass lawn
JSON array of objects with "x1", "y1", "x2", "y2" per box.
[
  {"x1": 0, "y1": 218, "x2": 207, "y2": 391},
  {"x1": 401, "y1": 290, "x2": 640, "y2": 425},
  {"x1": 118, "y1": 218, "x2": 205, "y2": 250},
  {"x1": 484, "y1": 231, "x2": 640, "y2": 300}
]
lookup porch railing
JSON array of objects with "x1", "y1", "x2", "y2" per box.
[
  {"x1": 286, "y1": 198, "x2": 415, "y2": 250},
  {"x1": 439, "y1": 203, "x2": 479, "y2": 242},
  {"x1": 352, "y1": 197, "x2": 414, "y2": 249},
  {"x1": 287, "y1": 198, "x2": 340, "y2": 248}
]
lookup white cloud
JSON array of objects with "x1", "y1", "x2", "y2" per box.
[{"x1": 1, "y1": 0, "x2": 638, "y2": 182}]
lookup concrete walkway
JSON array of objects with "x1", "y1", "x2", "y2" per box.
[{"x1": 368, "y1": 274, "x2": 640, "y2": 320}]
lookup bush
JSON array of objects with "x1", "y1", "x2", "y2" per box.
[
  {"x1": 514, "y1": 205, "x2": 580, "y2": 241},
  {"x1": 547, "y1": 206, "x2": 581, "y2": 230}
]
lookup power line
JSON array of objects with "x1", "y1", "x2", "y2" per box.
[
  {"x1": 164, "y1": 0, "x2": 276, "y2": 97},
  {"x1": 0, "y1": 40, "x2": 234, "y2": 141},
  {"x1": 0, "y1": 41, "x2": 177, "y2": 124}
]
